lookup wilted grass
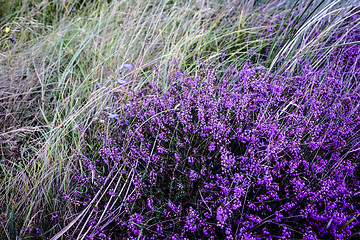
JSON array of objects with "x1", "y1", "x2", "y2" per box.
[{"x1": 0, "y1": 0, "x2": 359, "y2": 239}]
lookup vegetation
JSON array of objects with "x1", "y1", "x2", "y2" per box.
[{"x1": 0, "y1": 0, "x2": 359, "y2": 239}]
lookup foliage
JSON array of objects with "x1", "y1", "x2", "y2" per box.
[{"x1": 0, "y1": 0, "x2": 359, "y2": 239}]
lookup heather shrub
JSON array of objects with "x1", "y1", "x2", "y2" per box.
[{"x1": 69, "y1": 58, "x2": 360, "y2": 239}]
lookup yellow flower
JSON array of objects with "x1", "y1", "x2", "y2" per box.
[{"x1": 5, "y1": 27, "x2": 10, "y2": 34}]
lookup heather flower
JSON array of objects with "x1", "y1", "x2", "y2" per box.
[
  {"x1": 107, "y1": 189, "x2": 116, "y2": 197},
  {"x1": 147, "y1": 198, "x2": 155, "y2": 211},
  {"x1": 116, "y1": 79, "x2": 127, "y2": 85},
  {"x1": 216, "y1": 206, "x2": 227, "y2": 228},
  {"x1": 184, "y1": 207, "x2": 198, "y2": 233},
  {"x1": 108, "y1": 113, "x2": 118, "y2": 119},
  {"x1": 189, "y1": 169, "x2": 199, "y2": 181},
  {"x1": 20, "y1": 227, "x2": 41, "y2": 239},
  {"x1": 208, "y1": 142, "x2": 216, "y2": 151},
  {"x1": 127, "y1": 213, "x2": 143, "y2": 235},
  {"x1": 123, "y1": 63, "x2": 133, "y2": 71}
]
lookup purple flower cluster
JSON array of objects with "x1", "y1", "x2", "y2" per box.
[
  {"x1": 69, "y1": 36, "x2": 360, "y2": 239},
  {"x1": 21, "y1": 227, "x2": 41, "y2": 239}
]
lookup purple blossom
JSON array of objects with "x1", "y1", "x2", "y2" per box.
[
  {"x1": 189, "y1": 169, "x2": 199, "y2": 181},
  {"x1": 147, "y1": 198, "x2": 155, "y2": 211},
  {"x1": 216, "y1": 206, "x2": 227, "y2": 228},
  {"x1": 123, "y1": 63, "x2": 133, "y2": 71},
  {"x1": 108, "y1": 113, "x2": 118, "y2": 119},
  {"x1": 184, "y1": 207, "x2": 198, "y2": 233},
  {"x1": 116, "y1": 79, "x2": 128, "y2": 85}
]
